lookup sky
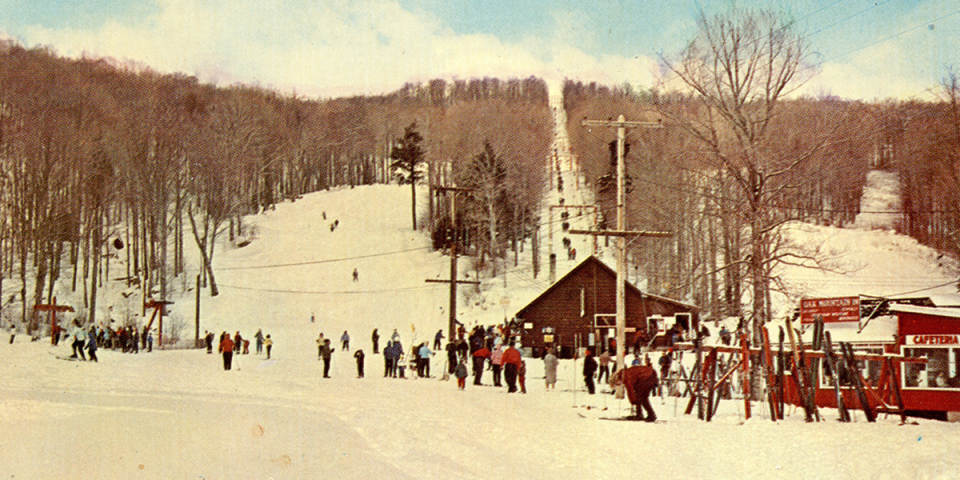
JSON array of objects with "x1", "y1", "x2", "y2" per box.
[{"x1": 0, "y1": 0, "x2": 958, "y2": 100}]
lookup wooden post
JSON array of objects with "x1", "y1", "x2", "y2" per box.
[
  {"x1": 741, "y1": 333, "x2": 751, "y2": 420},
  {"x1": 34, "y1": 297, "x2": 74, "y2": 345}
]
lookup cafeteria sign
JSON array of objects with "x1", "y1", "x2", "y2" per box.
[{"x1": 799, "y1": 296, "x2": 860, "y2": 324}]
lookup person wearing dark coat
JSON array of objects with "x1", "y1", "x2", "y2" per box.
[
  {"x1": 472, "y1": 346, "x2": 490, "y2": 386},
  {"x1": 372, "y1": 328, "x2": 380, "y2": 354},
  {"x1": 319, "y1": 339, "x2": 335, "y2": 378},
  {"x1": 354, "y1": 349, "x2": 365, "y2": 378},
  {"x1": 86, "y1": 327, "x2": 99, "y2": 363},
  {"x1": 583, "y1": 348, "x2": 598, "y2": 394},
  {"x1": 658, "y1": 350, "x2": 673, "y2": 395},
  {"x1": 205, "y1": 331, "x2": 215, "y2": 354},
  {"x1": 446, "y1": 342, "x2": 458, "y2": 375},
  {"x1": 383, "y1": 340, "x2": 394, "y2": 377}
]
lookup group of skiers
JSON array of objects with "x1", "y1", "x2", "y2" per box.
[
  {"x1": 214, "y1": 329, "x2": 272, "y2": 371},
  {"x1": 51, "y1": 319, "x2": 158, "y2": 362}
]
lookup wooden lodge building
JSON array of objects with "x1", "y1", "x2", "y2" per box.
[{"x1": 514, "y1": 255, "x2": 699, "y2": 358}]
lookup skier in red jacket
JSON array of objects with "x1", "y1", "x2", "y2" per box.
[{"x1": 502, "y1": 342, "x2": 523, "y2": 393}]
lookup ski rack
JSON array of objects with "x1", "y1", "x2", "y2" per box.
[{"x1": 661, "y1": 339, "x2": 926, "y2": 423}]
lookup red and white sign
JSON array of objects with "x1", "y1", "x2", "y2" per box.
[
  {"x1": 907, "y1": 335, "x2": 960, "y2": 345},
  {"x1": 800, "y1": 296, "x2": 860, "y2": 324}
]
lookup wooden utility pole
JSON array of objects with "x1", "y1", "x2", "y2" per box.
[
  {"x1": 577, "y1": 115, "x2": 665, "y2": 372},
  {"x1": 426, "y1": 187, "x2": 480, "y2": 340}
]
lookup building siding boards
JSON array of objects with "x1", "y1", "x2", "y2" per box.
[{"x1": 515, "y1": 256, "x2": 698, "y2": 357}]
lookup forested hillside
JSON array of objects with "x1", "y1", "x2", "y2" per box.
[
  {"x1": 0, "y1": 40, "x2": 552, "y2": 332},
  {"x1": 563, "y1": 77, "x2": 960, "y2": 325}
]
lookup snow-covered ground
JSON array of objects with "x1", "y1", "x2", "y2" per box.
[{"x1": 3, "y1": 182, "x2": 960, "y2": 479}]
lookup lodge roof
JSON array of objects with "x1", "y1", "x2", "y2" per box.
[{"x1": 514, "y1": 255, "x2": 698, "y2": 318}]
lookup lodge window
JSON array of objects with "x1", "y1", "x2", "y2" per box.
[
  {"x1": 819, "y1": 347, "x2": 883, "y2": 388},
  {"x1": 902, "y1": 347, "x2": 960, "y2": 389}
]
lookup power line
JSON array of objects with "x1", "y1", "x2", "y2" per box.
[
  {"x1": 217, "y1": 283, "x2": 443, "y2": 295},
  {"x1": 804, "y1": 0, "x2": 895, "y2": 40},
  {"x1": 217, "y1": 246, "x2": 433, "y2": 271},
  {"x1": 816, "y1": 7, "x2": 960, "y2": 66}
]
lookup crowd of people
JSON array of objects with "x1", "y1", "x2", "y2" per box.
[
  {"x1": 211, "y1": 328, "x2": 272, "y2": 370},
  {"x1": 48, "y1": 318, "x2": 159, "y2": 362}
]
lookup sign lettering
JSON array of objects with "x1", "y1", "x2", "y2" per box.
[
  {"x1": 799, "y1": 296, "x2": 860, "y2": 324},
  {"x1": 908, "y1": 335, "x2": 960, "y2": 345}
]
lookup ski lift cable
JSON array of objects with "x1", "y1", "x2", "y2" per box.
[
  {"x1": 217, "y1": 246, "x2": 434, "y2": 270},
  {"x1": 217, "y1": 282, "x2": 443, "y2": 295}
]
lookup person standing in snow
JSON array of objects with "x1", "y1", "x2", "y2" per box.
[
  {"x1": 446, "y1": 341, "x2": 458, "y2": 375},
  {"x1": 146, "y1": 331, "x2": 153, "y2": 352},
  {"x1": 319, "y1": 339, "x2": 335, "y2": 378},
  {"x1": 205, "y1": 331, "x2": 215, "y2": 354},
  {"x1": 418, "y1": 343, "x2": 433, "y2": 378},
  {"x1": 316, "y1": 333, "x2": 325, "y2": 359},
  {"x1": 597, "y1": 349, "x2": 612, "y2": 385},
  {"x1": 341, "y1": 331, "x2": 350, "y2": 351},
  {"x1": 383, "y1": 340, "x2": 394, "y2": 377},
  {"x1": 472, "y1": 345, "x2": 490, "y2": 386},
  {"x1": 371, "y1": 328, "x2": 380, "y2": 354},
  {"x1": 233, "y1": 332, "x2": 242, "y2": 354},
  {"x1": 70, "y1": 320, "x2": 87, "y2": 360},
  {"x1": 544, "y1": 347, "x2": 559, "y2": 390},
  {"x1": 86, "y1": 327, "x2": 98, "y2": 363},
  {"x1": 352, "y1": 268, "x2": 359, "y2": 282},
  {"x1": 583, "y1": 348, "x2": 598, "y2": 394},
  {"x1": 455, "y1": 358, "x2": 468, "y2": 390},
  {"x1": 502, "y1": 341, "x2": 522, "y2": 393},
  {"x1": 8, "y1": 323, "x2": 15, "y2": 344},
  {"x1": 219, "y1": 332, "x2": 235, "y2": 371},
  {"x1": 131, "y1": 328, "x2": 139, "y2": 354},
  {"x1": 264, "y1": 335, "x2": 273, "y2": 359},
  {"x1": 354, "y1": 349, "x2": 365, "y2": 378},
  {"x1": 391, "y1": 329, "x2": 401, "y2": 343},
  {"x1": 490, "y1": 344, "x2": 504, "y2": 387},
  {"x1": 255, "y1": 329, "x2": 264, "y2": 355},
  {"x1": 433, "y1": 330, "x2": 444, "y2": 350},
  {"x1": 658, "y1": 350, "x2": 673, "y2": 395}
]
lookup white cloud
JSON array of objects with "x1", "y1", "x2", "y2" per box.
[{"x1": 16, "y1": 0, "x2": 662, "y2": 99}]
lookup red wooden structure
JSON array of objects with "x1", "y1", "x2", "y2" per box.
[
  {"x1": 144, "y1": 299, "x2": 173, "y2": 348},
  {"x1": 34, "y1": 297, "x2": 74, "y2": 345}
]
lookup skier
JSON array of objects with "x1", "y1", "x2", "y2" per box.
[
  {"x1": 219, "y1": 332, "x2": 235, "y2": 371},
  {"x1": 69, "y1": 321, "x2": 87, "y2": 360},
  {"x1": 354, "y1": 349, "x2": 365, "y2": 378},
  {"x1": 264, "y1": 334, "x2": 273, "y2": 359},
  {"x1": 341, "y1": 331, "x2": 350, "y2": 351},
  {"x1": 205, "y1": 331, "x2": 215, "y2": 354},
  {"x1": 583, "y1": 348, "x2": 598, "y2": 394},
  {"x1": 544, "y1": 347, "x2": 558, "y2": 390},
  {"x1": 146, "y1": 331, "x2": 153, "y2": 352},
  {"x1": 352, "y1": 268, "x2": 359, "y2": 282},
  {"x1": 86, "y1": 327, "x2": 99, "y2": 363},
  {"x1": 255, "y1": 329, "x2": 264, "y2": 354},
  {"x1": 418, "y1": 343, "x2": 433, "y2": 378},
  {"x1": 8, "y1": 323, "x2": 15, "y2": 344},
  {"x1": 371, "y1": 328, "x2": 380, "y2": 354},
  {"x1": 233, "y1": 332, "x2": 242, "y2": 354},
  {"x1": 391, "y1": 328, "x2": 401, "y2": 343},
  {"x1": 316, "y1": 333, "x2": 325, "y2": 359},
  {"x1": 319, "y1": 339, "x2": 335, "y2": 378},
  {"x1": 433, "y1": 330, "x2": 444, "y2": 350}
]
